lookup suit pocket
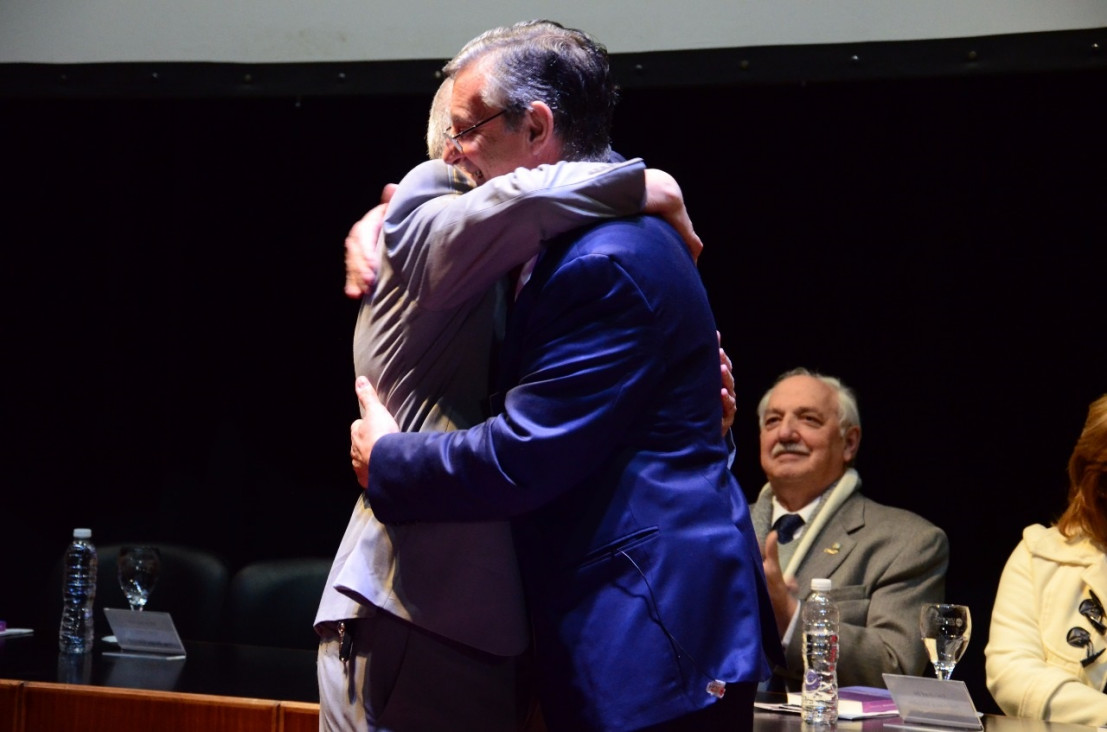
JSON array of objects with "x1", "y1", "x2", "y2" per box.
[
  {"x1": 832, "y1": 585, "x2": 869, "y2": 627},
  {"x1": 572, "y1": 527, "x2": 660, "y2": 571},
  {"x1": 831, "y1": 585, "x2": 867, "y2": 602}
]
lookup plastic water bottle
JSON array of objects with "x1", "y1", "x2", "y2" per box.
[
  {"x1": 58, "y1": 528, "x2": 98, "y2": 654},
  {"x1": 801, "y1": 577, "x2": 839, "y2": 725}
]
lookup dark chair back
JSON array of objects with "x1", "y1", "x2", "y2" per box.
[
  {"x1": 225, "y1": 558, "x2": 331, "y2": 650},
  {"x1": 47, "y1": 543, "x2": 230, "y2": 642}
]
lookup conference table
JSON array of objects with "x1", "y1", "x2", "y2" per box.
[
  {"x1": 1, "y1": 631, "x2": 1098, "y2": 731},
  {"x1": 752, "y1": 708, "x2": 1095, "y2": 732},
  {"x1": 0, "y1": 631, "x2": 319, "y2": 731}
]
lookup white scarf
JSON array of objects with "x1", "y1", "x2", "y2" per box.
[{"x1": 759, "y1": 468, "x2": 861, "y2": 581}]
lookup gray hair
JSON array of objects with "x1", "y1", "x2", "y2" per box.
[
  {"x1": 442, "y1": 20, "x2": 616, "y2": 162},
  {"x1": 425, "y1": 77, "x2": 454, "y2": 160},
  {"x1": 756, "y1": 367, "x2": 862, "y2": 438}
]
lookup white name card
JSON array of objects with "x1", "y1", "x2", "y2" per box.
[
  {"x1": 883, "y1": 673, "x2": 983, "y2": 730},
  {"x1": 103, "y1": 608, "x2": 186, "y2": 659}
]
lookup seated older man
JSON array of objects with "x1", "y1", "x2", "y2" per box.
[{"x1": 752, "y1": 368, "x2": 949, "y2": 689}]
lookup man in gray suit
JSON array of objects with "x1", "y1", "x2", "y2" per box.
[{"x1": 752, "y1": 368, "x2": 949, "y2": 689}]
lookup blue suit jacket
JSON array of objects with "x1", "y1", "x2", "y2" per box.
[{"x1": 368, "y1": 215, "x2": 780, "y2": 730}]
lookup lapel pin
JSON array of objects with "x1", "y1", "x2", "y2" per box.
[{"x1": 824, "y1": 543, "x2": 841, "y2": 555}]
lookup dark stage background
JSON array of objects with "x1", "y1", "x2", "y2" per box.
[{"x1": 3, "y1": 52, "x2": 1105, "y2": 712}]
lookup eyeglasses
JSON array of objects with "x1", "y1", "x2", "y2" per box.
[{"x1": 442, "y1": 109, "x2": 507, "y2": 155}]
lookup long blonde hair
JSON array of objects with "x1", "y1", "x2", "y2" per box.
[{"x1": 1056, "y1": 395, "x2": 1107, "y2": 548}]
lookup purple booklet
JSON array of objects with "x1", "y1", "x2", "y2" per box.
[{"x1": 782, "y1": 685, "x2": 899, "y2": 718}]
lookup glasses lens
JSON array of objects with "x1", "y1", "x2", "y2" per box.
[{"x1": 442, "y1": 130, "x2": 463, "y2": 155}]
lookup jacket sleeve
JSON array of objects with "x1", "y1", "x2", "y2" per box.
[
  {"x1": 985, "y1": 537, "x2": 1107, "y2": 725},
  {"x1": 385, "y1": 158, "x2": 647, "y2": 311},
  {"x1": 366, "y1": 245, "x2": 668, "y2": 522}
]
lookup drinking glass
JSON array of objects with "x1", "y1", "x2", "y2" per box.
[
  {"x1": 919, "y1": 603, "x2": 972, "y2": 680},
  {"x1": 117, "y1": 546, "x2": 161, "y2": 611}
]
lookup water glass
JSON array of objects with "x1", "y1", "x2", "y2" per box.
[
  {"x1": 919, "y1": 603, "x2": 971, "y2": 680},
  {"x1": 117, "y1": 545, "x2": 160, "y2": 611}
]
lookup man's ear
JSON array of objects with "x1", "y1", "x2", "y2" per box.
[
  {"x1": 843, "y1": 426, "x2": 861, "y2": 464},
  {"x1": 526, "y1": 101, "x2": 555, "y2": 149}
]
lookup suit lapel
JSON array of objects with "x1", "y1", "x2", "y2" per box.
[
  {"x1": 498, "y1": 234, "x2": 573, "y2": 394},
  {"x1": 752, "y1": 485, "x2": 774, "y2": 539},
  {"x1": 795, "y1": 494, "x2": 863, "y2": 583}
]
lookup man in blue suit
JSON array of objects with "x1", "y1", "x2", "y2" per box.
[{"x1": 350, "y1": 20, "x2": 780, "y2": 731}]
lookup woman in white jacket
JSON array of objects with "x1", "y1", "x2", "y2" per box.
[{"x1": 985, "y1": 394, "x2": 1107, "y2": 725}]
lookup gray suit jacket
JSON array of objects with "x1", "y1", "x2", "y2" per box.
[
  {"x1": 751, "y1": 472, "x2": 949, "y2": 688},
  {"x1": 315, "y1": 158, "x2": 647, "y2": 655}
]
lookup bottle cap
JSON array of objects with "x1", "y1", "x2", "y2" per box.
[
  {"x1": 73, "y1": 528, "x2": 92, "y2": 539},
  {"x1": 811, "y1": 577, "x2": 832, "y2": 591}
]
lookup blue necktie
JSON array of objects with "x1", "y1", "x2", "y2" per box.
[{"x1": 773, "y1": 513, "x2": 805, "y2": 545}]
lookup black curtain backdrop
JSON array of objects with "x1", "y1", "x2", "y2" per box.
[{"x1": 4, "y1": 66, "x2": 1105, "y2": 712}]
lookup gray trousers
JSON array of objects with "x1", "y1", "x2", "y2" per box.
[{"x1": 317, "y1": 607, "x2": 537, "y2": 731}]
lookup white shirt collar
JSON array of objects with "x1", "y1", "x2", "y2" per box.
[{"x1": 770, "y1": 491, "x2": 825, "y2": 528}]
